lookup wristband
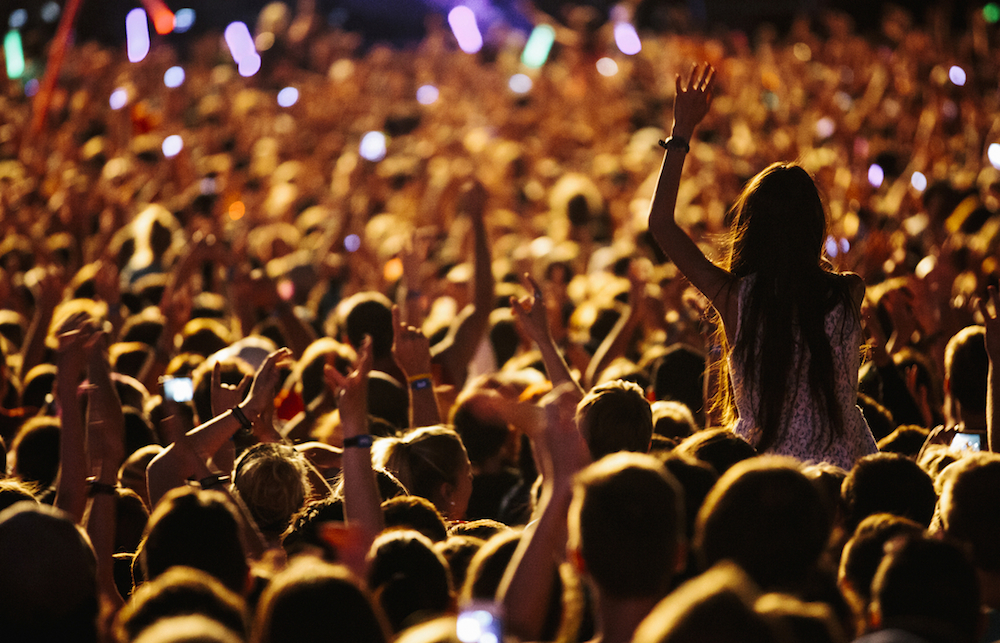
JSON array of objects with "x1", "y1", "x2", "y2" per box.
[
  {"x1": 343, "y1": 434, "x2": 374, "y2": 449},
  {"x1": 86, "y1": 477, "x2": 117, "y2": 497},
  {"x1": 658, "y1": 136, "x2": 690, "y2": 153},
  {"x1": 231, "y1": 405, "x2": 253, "y2": 431}
]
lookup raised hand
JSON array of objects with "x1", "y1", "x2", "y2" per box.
[
  {"x1": 979, "y1": 286, "x2": 1000, "y2": 365},
  {"x1": 391, "y1": 305, "x2": 432, "y2": 379},
  {"x1": 511, "y1": 273, "x2": 551, "y2": 345},
  {"x1": 242, "y1": 347, "x2": 294, "y2": 420},
  {"x1": 211, "y1": 360, "x2": 252, "y2": 419},
  {"x1": 672, "y1": 63, "x2": 715, "y2": 140},
  {"x1": 325, "y1": 336, "x2": 373, "y2": 438}
]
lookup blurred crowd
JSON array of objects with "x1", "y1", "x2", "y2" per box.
[{"x1": 3, "y1": 1, "x2": 1000, "y2": 643}]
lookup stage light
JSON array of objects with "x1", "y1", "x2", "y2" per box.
[
  {"x1": 24, "y1": 78, "x2": 38, "y2": 96},
  {"x1": 225, "y1": 21, "x2": 256, "y2": 65},
  {"x1": 596, "y1": 57, "x2": 618, "y2": 77},
  {"x1": 344, "y1": 234, "x2": 361, "y2": 252},
  {"x1": 238, "y1": 53, "x2": 262, "y2": 77},
  {"x1": 229, "y1": 201, "x2": 245, "y2": 220},
  {"x1": 988, "y1": 143, "x2": 1000, "y2": 169},
  {"x1": 4, "y1": 30, "x2": 24, "y2": 79},
  {"x1": 911, "y1": 171, "x2": 927, "y2": 191},
  {"x1": 521, "y1": 24, "x2": 555, "y2": 68},
  {"x1": 41, "y1": 1, "x2": 61, "y2": 23},
  {"x1": 9, "y1": 9, "x2": 26, "y2": 29},
  {"x1": 126, "y1": 9, "x2": 151, "y2": 63},
  {"x1": 109, "y1": 88, "x2": 128, "y2": 110},
  {"x1": 448, "y1": 6, "x2": 483, "y2": 54},
  {"x1": 948, "y1": 65, "x2": 966, "y2": 87},
  {"x1": 815, "y1": 116, "x2": 835, "y2": 138}
]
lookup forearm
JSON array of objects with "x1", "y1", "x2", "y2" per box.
[
  {"x1": 989, "y1": 362, "x2": 998, "y2": 453},
  {"x1": 408, "y1": 384, "x2": 442, "y2": 428},
  {"x1": 535, "y1": 334, "x2": 583, "y2": 395},
  {"x1": 54, "y1": 369, "x2": 88, "y2": 522},
  {"x1": 585, "y1": 305, "x2": 639, "y2": 389}
]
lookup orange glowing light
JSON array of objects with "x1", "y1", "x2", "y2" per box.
[
  {"x1": 384, "y1": 257, "x2": 404, "y2": 282},
  {"x1": 229, "y1": 201, "x2": 245, "y2": 220},
  {"x1": 142, "y1": 0, "x2": 176, "y2": 34}
]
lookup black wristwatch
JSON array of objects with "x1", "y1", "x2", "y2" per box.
[{"x1": 343, "y1": 434, "x2": 374, "y2": 449}]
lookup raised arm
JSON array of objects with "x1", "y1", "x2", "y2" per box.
[
  {"x1": 584, "y1": 263, "x2": 647, "y2": 388},
  {"x1": 391, "y1": 305, "x2": 442, "y2": 428},
  {"x1": 511, "y1": 273, "x2": 583, "y2": 395},
  {"x1": 647, "y1": 64, "x2": 735, "y2": 323},
  {"x1": 980, "y1": 286, "x2": 1000, "y2": 452},
  {"x1": 53, "y1": 312, "x2": 92, "y2": 523},
  {"x1": 432, "y1": 180, "x2": 495, "y2": 388},
  {"x1": 497, "y1": 383, "x2": 590, "y2": 641}
]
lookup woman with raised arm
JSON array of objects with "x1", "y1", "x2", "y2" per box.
[{"x1": 648, "y1": 64, "x2": 876, "y2": 469}]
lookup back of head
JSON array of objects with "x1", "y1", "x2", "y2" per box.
[
  {"x1": 576, "y1": 379, "x2": 653, "y2": 460},
  {"x1": 253, "y1": 557, "x2": 389, "y2": 643},
  {"x1": 569, "y1": 452, "x2": 685, "y2": 599},
  {"x1": 10, "y1": 415, "x2": 61, "y2": 488},
  {"x1": 132, "y1": 615, "x2": 245, "y2": 643},
  {"x1": 115, "y1": 566, "x2": 248, "y2": 643},
  {"x1": 938, "y1": 452, "x2": 1000, "y2": 573},
  {"x1": 450, "y1": 390, "x2": 510, "y2": 466},
  {"x1": 651, "y1": 400, "x2": 698, "y2": 440},
  {"x1": 837, "y1": 513, "x2": 925, "y2": 627},
  {"x1": 695, "y1": 457, "x2": 830, "y2": 592},
  {"x1": 140, "y1": 487, "x2": 249, "y2": 594},
  {"x1": 674, "y1": 428, "x2": 757, "y2": 476},
  {"x1": 871, "y1": 536, "x2": 980, "y2": 643},
  {"x1": 233, "y1": 443, "x2": 309, "y2": 538},
  {"x1": 373, "y1": 426, "x2": 470, "y2": 517},
  {"x1": 841, "y1": 453, "x2": 937, "y2": 533},
  {"x1": 632, "y1": 562, "x2": 780, "y2": 643},
  {"x1": 367, "y1": 530, "x2": 453, "y2": 633},
  {"x1": 650, "y1": 343, "x2": 707, "y2": 425},
  {"x1": 944, "y1": 326, "x2": 988, "y2": 417},
  {"x1": 382, "y1": 495, "x2": 449, "y2": 543},
  {"x1": 460, "y1": 529, "x2": 522, "y2": 602},
  {"x1": 0, "y1": 502, "x2": 99, "y2": 643},
  {"x1": 728, "y1": 163, "x2": 826, "y2": 278},
  {"x1": 337, "y1": 292, "x2": 394, "y2": 359},
  {"x1": 754, "y1": 593, "x2": 847, "y2": 643}
]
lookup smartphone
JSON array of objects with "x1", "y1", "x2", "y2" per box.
[
  {"x1": 456, "y1": 602, "x2": 503, "y2": 643},
  {"x1": 161, "y1": 376, "x2": 194, "y2": 403},
  {"x1": 950, "y1": 432, "x2": 982, "y2": 452}
]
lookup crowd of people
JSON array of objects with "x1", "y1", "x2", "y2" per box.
[{"x1": 3, "y1": 1, "x2": 1000, "y2": 642}]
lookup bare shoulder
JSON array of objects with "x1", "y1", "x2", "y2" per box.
[{"x1": 838, "y1": 272, "x2": 866, "y2": 307}]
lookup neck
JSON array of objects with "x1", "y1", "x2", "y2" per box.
[{"x1": 594, "y1": 590, "x2": 662, "y2": 643}]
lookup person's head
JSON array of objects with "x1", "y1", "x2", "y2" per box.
[
  {"x1": 0, "y1": 502, "x2": 99, "y2": 643},
  {"x1": 569, "y1": 452, "x2": 686, "y2": 600},
  {"x1": 450, "y1": 389, "x2": 511, "y2": 467},
  {"x1": 293, "y1": 338, "x2": 355, "y2": 411},
  {"x1": 651, "y1": 400, "x2": 698, "y2": 440},
  {"x1": 576, "y1": 379, "x2": 653, "y2": 460},
  {"x1": 632, "y1": 561, "x2": 780, "y2": 643},
  {"x1": 875, "y1": 425, "x2": 929, "y2": 458},
  {"x1": 837, "y1": 513, "x2": 925, "y2": 634},
  {"x1": 673, "y1": 428, "x2": 757, "y2": 476},
  {"x1": 649, "y1": 343, "x2": 707, "y2": 427},
  {"x1": 841, "y1": 453, "x2": 937, "y2": 533},
  {"x1": 252, "y1": 557, "x2": 390, "y2": 643},
  {"x1": 433, "y1": 536, "x2": 484, "y2": 592},
  {"x1": 382, "y1": 495, "x2": 449, "y2": 542},
  {"x1": 726, "y1": 163, "x2": 826, "y2": 278},
  {"x1": 139, "y1": 487, "x2": 250, "y2": 595},
  {"x1": 373, "y1": 426, "x2": 472, "y2": 521},
  {"x1": 943, "y1": 326, "x2": 988, "y2": 422},
  {"x1": 0, "y1": 477, "x2": 39, "y2": 512},
  {"x1": 114, "y1": 566, "x2": 248, "y2": 643},
  {"x1": 232, "y1": 443, "x2": 310, "y2": 540},
  {"x1": 459, "y1": 529, "x2": 522, "y2": 603},
  {"x1": 131, "y1": 615, "x2": 245, "y2": 643},
  {"x1": 937, "y1": 452, "x2": 1000, "y2": 574},
  {"x1": 366, "y1": 529, "x2": 453, "y2": 633},
  {"x1": 10, "y1": 415, "x2": 61, "y2": 489},
  {"x1": 336, "y1": 292, "x2": 394, "y2": 360},
  {"x1": 695, "y1": 456, "x2": 830, "y2": 592},
  {"x1": 178, "y1": 318, "x2": 233, "y2": 358},
  {"x1": 869, "y1": 536, "x2": 981, "y2": 643}
]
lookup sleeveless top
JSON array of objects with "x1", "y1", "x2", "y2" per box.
[{"x1": 729, "y1": 277, "x2": 878, "y2": 470}]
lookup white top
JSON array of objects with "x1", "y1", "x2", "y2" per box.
[{"x1": 729, "y1": 277, "x2": 878, "y2": 470}]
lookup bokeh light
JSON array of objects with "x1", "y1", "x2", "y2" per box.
[
  {"x1": 984, "y1": 3, "x2": 1000, "y2": 23},
  {"x1": 988, "y1": 143, "x2": 1000, "y2": 169},
  {"x1": 911, "y1": 171, "x2": 928, "y2": 191},
  {"x1": 4, "y1": 30, "x2": 24, "y2": 79},
  {"x1": 225, "y1": 21, "x2": 257, "y2": 67},
  {"x1": 174, "y1": 8, "x2": 195, "y2": 33},
  {"x1": 9, "y1": 9, "x2": 27, "y2": 29},
  {"x1": 815, "y1": 116, "x2": 835, "y2": 139},
  {"x1": 448, "y1": 6, "x2": 483, "y2": 54},
  {"x1": 344, "y1": 234, "x2": 361, "y2": 252},
  {"x1": 613, "y1": 22, "x2": 642, "y2": 55},
  {"x1": 109, "y1": 88, "x2": 128, "y2": 110},
  {"x1": 163, "y1": 66, "x2": 185, "y2": 88},
  {"x1": 24, "y1": 78, "x2": 38, "y2": 97},
  {"x1": 416, "y1": 85, "x2": 439, "y2": 105},
  {"x1": 228, "y1": 201, "x2": 246, "y2": 220},
  {"x1": 596, "y1": 57, "x2": 618, "y2": 77},
  {"x1": 277, "y1": 87, "x2": 299, "y2": 107},
  {"x1": 126, "y1": 9, "x2": 151, "y2": 63},
  {"x1": 238, "y1": 53, "x2": 262, "y2": 77},
  {"x1": 359, "y1": 131, "x2": 387, "y2": 162},
  {"x1": 509, "y1": 73, "x2": 532, "y2": 93},
  {"x1": 162, "y1": 135, "x2": 183, "y2": 158},
  {"x1": 948, "y1": 66, "x2": 966, "y2": 87},
  {"x1": 521, "y1": 24, "x2": 555, "y2": 68},
  {"x1": 41, "y1": 1, "x2": 61, "y2": 23},
  {"x1": 868, "y1": 164, "x2": 885, "y2": 188}
]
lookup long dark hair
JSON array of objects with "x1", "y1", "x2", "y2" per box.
[{"x1": 710, "y1": 163, "x2": 859, "y2": 450}]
